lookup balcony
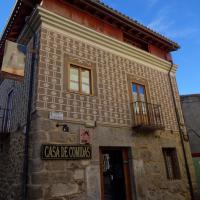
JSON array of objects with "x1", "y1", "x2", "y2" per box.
[
  {"x1": 0, "y1": 108, "x2": 11, "y2": 137},
  {"x1": 132, "y1": 101, "x2": 164, "y2": 131}
]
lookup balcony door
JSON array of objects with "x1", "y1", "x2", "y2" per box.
[{"x1": 131, "y1": 83, "x2": 148, "y2": 125}]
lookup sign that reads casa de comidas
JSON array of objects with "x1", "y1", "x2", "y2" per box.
[{"x1": 41, "y1": 144, "x2": 92, "y2": 160}]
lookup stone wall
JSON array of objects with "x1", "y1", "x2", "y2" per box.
[
  {"x1": 28, "y1": 112, "x2": 92, "y2": 200},
  {"x1": 181, "y1": 95, "x2": 200, "y2": 153},
  {"x1": 0, "y1": 131, "x2": 25, "y2": 200},
  {"x1": 0, "y1": 29, "x2": 41, "y2": 131},
  {"x1": 27, "y1": 110, "x2": 193, "y2": 200},
  {"x1": 0, "y1": 29, "x2": 41, "y2": 200},
  {"x1": 181, "y1": 94, "x2": 200, "y2": 198},
  {"x1": 37, "y1": 27, "x2": 179, "y2": 131}
]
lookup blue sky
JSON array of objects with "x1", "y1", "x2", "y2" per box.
[{"x1": 0, "y1": 0, "x2": 199, "y2": 95}]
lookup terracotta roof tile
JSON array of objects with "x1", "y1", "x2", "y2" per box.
[{"x1": 92, "y1": 0, "x2": 179, "y2": 49}]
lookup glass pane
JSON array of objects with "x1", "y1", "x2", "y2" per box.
[
  {"x1": 139, "y1": 85, "x2": 145, "y2": 95},
  {"x1": 140, "y1": 94, "x2": 145, "y2": 102},
  {"x1": 81, "y1": 69, "x2": 90, "y2": 94},
  {"x1": 141, "y1": 101, "x2": 147, "y2": 114},
  {"x1": 132, "y1": 84, "x2": 138, "y2": 102},
  {"x1": 132, "y1": 84, "x2": 137, "y2": 93},
  {"x1": 70, "y1": 67, "x2": 79, "y2": 91},
  {"x1": 134, "y1": 102, "x2": 140, "y2": 114}
]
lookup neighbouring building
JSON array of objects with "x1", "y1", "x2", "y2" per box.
[
  {"x1": 181, "y1": 94, "x2": 200, "y2": 198},
  {"x1": 0, "y1": 0, "x2": 197, "y2": 200}
]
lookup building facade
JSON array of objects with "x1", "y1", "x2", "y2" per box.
[
  {"x1": 181, "y1": 94, "x2": 200, "y2": 198},
  {"x1": 0, "y1": 0, "x2": 197, "y2": 200}
]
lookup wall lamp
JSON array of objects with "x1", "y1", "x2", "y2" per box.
[{"x1": 56, "y1": 123, "x2": 69, "y2": 132}]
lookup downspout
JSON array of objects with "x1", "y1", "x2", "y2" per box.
[
  {"x1": 21, "y1": 24, "x2": 37, "y2": 200},
  {"x1": 168, "y1": 61, "x2": 194, "y2": 200}
]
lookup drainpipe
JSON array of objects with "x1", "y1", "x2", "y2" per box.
[
  {"x1": 168, "y1": 61, "x2": 194, "y2": 200},
  {"x1": 21, "y1": 24, "x2": 37, "y2": 200}
]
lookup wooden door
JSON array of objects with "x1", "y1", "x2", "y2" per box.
[{"x1": 122, "y1": 149, "x2": 132, "y2": 200}]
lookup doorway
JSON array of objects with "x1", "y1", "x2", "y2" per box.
[{"x1": 100, "y1": 147, "x2": 132, "y2": 200}]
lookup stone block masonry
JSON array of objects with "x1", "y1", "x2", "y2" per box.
[
  {"x1": 37, "y1": 27, "x2": 180, "y2": 132},
  {"x1": 26, "y1": 110, "x2": 193, "y2": 200},
  {"x1": 0, "y1": 131, "x2": 25, "y2": 200},
  {"x1": 0, "y1": 29, "x2": 41, "y2": 200}
]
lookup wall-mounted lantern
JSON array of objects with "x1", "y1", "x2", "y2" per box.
[{"x1": 56, "y1": 123, "x2": 69, "y2": 132}]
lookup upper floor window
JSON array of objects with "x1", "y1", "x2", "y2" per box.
[
  {"x1": 69, "y1": 64, "x2": 92, "y2": 95},
  {"x1": 0, "y1": 143, "x2": 4, "y2": 154},
  {"x1": 132, "y1": 83, "x2": 146, "y2": 102},
  {"x1": 162, "y1": 148, "x2": 181, "y2": 180},
  {"x1": 0, "y1": 73, "x2": 4, "y2": 85}
]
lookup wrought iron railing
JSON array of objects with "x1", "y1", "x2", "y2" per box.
[
  {"x1": 0, "y1": 108, "x2": 12, "y2": 134},
  {"x1": 132, "y1": 101, "x2": 164, "y2": 131}
]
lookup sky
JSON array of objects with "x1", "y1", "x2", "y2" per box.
[{"x1": 0, "y1": 0, "x2": 199, "y2": 95}]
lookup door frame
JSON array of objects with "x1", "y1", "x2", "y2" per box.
[{"x1": 99, "y1": 147, "x2": 133, "y2": 200}]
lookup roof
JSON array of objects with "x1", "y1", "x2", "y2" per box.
[
  {"x1": 0, "y1": 0, "x2": 180, "y2": 67},
  {"x1": 0, "y1": 0, "x2": 41, "y2": 66},
  {"x1": 92, "y1": 0, "x2": 179, "y2": 49},
  {"x1": 181, "y1": 94, "x2": 200, "y2": 99}
]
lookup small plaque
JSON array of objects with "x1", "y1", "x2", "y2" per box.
[
  {"x1": 41, "y1": 144, "x2": 92, "y2": 160},
  {"x1": 49, "y1": 112, "x2": 63, "y2": 120},
  {"x1": 85, "y1": 120, "x2": 96, "y2": 128}
]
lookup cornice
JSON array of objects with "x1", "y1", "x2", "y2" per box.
[
  {"x1": 17, "y1": 8, "x2": 41, "y2": 44},
  {"x1": 24, "y1": 6, "x2": 178, "y2": 74}
]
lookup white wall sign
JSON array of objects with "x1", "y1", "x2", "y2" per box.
[{"x1": 49, "y1": 112, "x2": 64, "y2": 120}]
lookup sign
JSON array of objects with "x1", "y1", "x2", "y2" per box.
[
  {"x1": 41, "y1": 144, "x2": 92, "y2": 160},
  {"x1": 1, "y1": 40, "x2": 26, "y2": 80},
  {"x1": 49, "y1": 112, "x2": 64, "y2": 120},
  {"x1": 80, "y1": 128, "x2": 91, "y2": 144}
]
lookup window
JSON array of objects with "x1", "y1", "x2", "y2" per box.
[
  {"x1": 0, "y1": 73, "x2": 4, "y2": 85},
  {"x1": 69, "y1": 64, "x2": 92, "y2": 95},
  {"x1": 132, "y1": 83, "x2": 147, "y2": 114},
  {"x1": 162, "y1": 148, "x2": 181, "y2": 180},
  {"x1": 0, "y1": 143, "x2": 3, "y2": 154},
  {"x1": 6, "y1": 90, "x2": 14, "y2": 130}
]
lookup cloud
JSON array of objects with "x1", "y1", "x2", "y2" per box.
[
  {"x1": 147, "y1": 16, "x2": 174, "y2": 33},
  {"x1": 147, "y1": 6, "x2": 200, "y2": 40},
  {"x1": 147, "y1": 0, "x2": 159, "y2": 7},
  {"x1": 101, "y1": 0, "x2": 120, "y2": 10},
  {"x1": 148, "y1": 17, "x2": 199, "y2": 39},
  {"x1": 147, "y1": 6, "x2": 174, "y2": 31},
  {"x1": 166, "y1": 28, "x2": 200, "y2": 39}
]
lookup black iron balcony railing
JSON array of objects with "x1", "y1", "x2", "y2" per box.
[
  {"x1": 132, "y1": 101, "x2": 164, "y2": 131},
  {"x1": 0, "y1": 108, "x2": 12, "y2": 135}
]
